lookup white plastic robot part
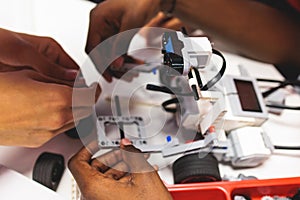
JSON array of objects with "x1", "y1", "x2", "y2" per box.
[
  {"x1": 176, "y1": 32, "x2": 212, "y2": 76},
  {"x1": 227, "y1": 127, "x2": 273, "y2": 167}
]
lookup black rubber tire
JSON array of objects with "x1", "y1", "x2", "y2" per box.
[
  {"x1": 33, "y1": 152, "x2": 65, "y2": 191},
  {"x1": 172, "y1": 153, "x2": 221, "y2": 184}
]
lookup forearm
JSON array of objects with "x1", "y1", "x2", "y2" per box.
[{"x1": 170, "y1": 0, "x2": 300, "y2": 68}]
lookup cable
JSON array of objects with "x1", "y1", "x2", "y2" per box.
[
  {"x1": 256, "y1": 78, "x2": 300, "y2": 98},
  {"x1": 146, "y1": 49, "x2": 226, "y2": 97},
  {"x1": 274, "y1": 145, "x2": 300, "y2": 150},
  {"x1": 263, "y1": 83, "x2": 289, "y2": 98},
  {"x1": 162, "y1": 98, "x2": 179, "y2": 113},
  {"x1": 256, "y1": 78, "x2": 300, "y2": 110},
  {"x1": 266, "y1": 104, "x2": 300, "y2": 110},
  {"x1": 201, "y1": 49, "x2": 226, "y2": 91},
  {"x1": 256, "y1": 78, "x2": 284, "y2": 83}
]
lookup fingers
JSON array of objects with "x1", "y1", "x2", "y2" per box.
[
  {"x1": 105, "y1": 162, "x2": 129, "y2": 180},
  {"x1": 161, "y1": 18, "x2": 184, "y2": 30},
  {"x1": 86, "y1": 1, "x2": 122, "y2": 53},
  {"x1": 14, "y1": 33, "x2": 80, "y2": 80},
  {"x1": 123, "y1": 55, "x2": 145, "y2": 65},
  {"x1": 86, "y1": 0, "x2": 147, "y2": 82},
  {"x1": 45, "y1": 40, "x2": 79, "y2": 70},
  {"x1": 145, "y1": 12, "x2": 170, "y2": 27},
  {"x1": 112, "y1": 27, "x2": 138, "y2": 65},
  {"x1": 88, "y1": 43, "x2": 114, "y2": 82},
  {"x1": 120, "y1": 139, "x2": 154, "y2": 173},
  {"x1": 102, "y1": 70, "x2": 113, "y2": 82},
  {"x1": 86, "y1": 1, "x2": 136, "y2": 82},
  {"x1": 85, "y1": 20, "x2": 102, "y2": 54},
  {"x1": 18, "y1": 33, "x2": 79, "y2": 70},
  {"x1": 111, "y1": 55, "x2": 144, "y2": 70},
  {"x1": 0, "y1": 30, "x2": 79, "y2": 81},
  {"x1": 28, "y1": 69, "x2": 74, "y2": 87},
  {"x1": 68, "y1": 142, "x2": 103, "y2": 186},
  {"x1": 0, "y1": 62, "x2": 28, "y2": 72},
  {"x1": 107, "y1": 68, "x2": 139, "y2": 82},
  {"x1": 110, "y1": 56, "x2": 124, "y2": 69},
  {"x1": 91, "y1": 150, "x2": 122, "y2": 172},
  {"x1": 24, "y1": 47, "x2": 78, "y2": 81},
  {"x1": 91, "y1": 150, "x2": 129, "y2": 180},
  {"x1": 106, "y1": 55, "x2": 141, "y2": 82},
  {"x1": 68, "y1": 141, "x2": 99, "y2": 171}
]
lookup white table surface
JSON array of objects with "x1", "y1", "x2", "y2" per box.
[{"x1": 0, "y1": 0, "x2": 299, "y2": 199}]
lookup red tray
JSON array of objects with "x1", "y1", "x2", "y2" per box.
[{"x1": 167, "y1": 177, "x2": 300, "y2": 200}]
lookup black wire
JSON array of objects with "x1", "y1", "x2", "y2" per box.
[
  {"x1": 274, "y1": 145, "x2": 300, "y2": 150},
  {"x1": 146, "y1": 84, "x2": 173, "y2": 94},
  {"x1": 266, "y1": 104, "x2": 300, "y2": 110},
  {"x1": 162, "y1": 98, "x2": 179, "y2": 113},
  {"x1": 147, "y1": 49, "x2": 226, "y2": 97},
  {"x1": 256, "y1": 78, "x2": 300, "y2": 98},
  {"x1": 201, "y1": 49, "x2": 227, "y2": 91},
  {"x1": 148, "y1": 46, "x2": 227, "y2": 114},
  {"x1": 256, "y1": 78, "x2": 300, "y2": 110},
  {"x1": 257, "y1": 78, "x2": 300, "y2": 85},
  {"x1": 262, "y1": 82, "x2": 289, "y2": 98},
  {"x1": 256, "y1": 78, "x2": 284, "y2": 83}
]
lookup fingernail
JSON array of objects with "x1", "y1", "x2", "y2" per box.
[
  {"x1": 65, "y1": 70, "x2": 78, "y2": 80},
  {"x1": 121, "y1": 138, "x2": 132, "y2": 146}
]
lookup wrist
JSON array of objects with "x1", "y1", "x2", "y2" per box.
[{"x1": 160, "y1": 0, "x2": 177, "y2": 16}]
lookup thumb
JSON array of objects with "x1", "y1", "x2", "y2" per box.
[{"x1": 120, "y1": 139, "x2": 154, "y2": 173}]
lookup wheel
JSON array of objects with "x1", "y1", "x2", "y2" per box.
[
  {"x1": 33, "y1": 152, "x2": 65, "y2": 191},
  {"x1": 172, "y1": 153, "x2": 221, "y2": 184}
]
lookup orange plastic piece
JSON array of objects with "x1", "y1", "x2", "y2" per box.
[{"x1": 209, "y1": 126, "x2": 216, "y2": 133}]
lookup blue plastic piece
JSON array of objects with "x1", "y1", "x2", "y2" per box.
[
  {"x1": 152, "y1": 68, "x2": 157, "y2": 75},
  {"x1": 166, "y1": 135, "x2": 172, "y2": 143}
]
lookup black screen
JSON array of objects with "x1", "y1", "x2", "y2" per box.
[{"x1": 234, "y1": 79, "x2": 262, "y2": 112}]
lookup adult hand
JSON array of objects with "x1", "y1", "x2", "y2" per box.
[
  {"x1": 145, "y1": 12, "x2": 183, "y2": 30},
  {"x1": 0, "y1": 70, "x2": 100, "y2": 147},
  {"x1": 0, "y1": 28, "x2": 79, "y2": 80},
  {"x1": 69, "y1": 139, "x2": 173, "y2": 200},
  {"x1": 86, "y1": 0, "x2": 160, "y2": 82},
  {"x1": 86, "y1": 0, "x2": 160, "y2": 52}
]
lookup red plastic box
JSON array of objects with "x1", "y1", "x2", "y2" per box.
[{"x1": 167, "y1": 177, "x2": 300, "y2": 200}]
